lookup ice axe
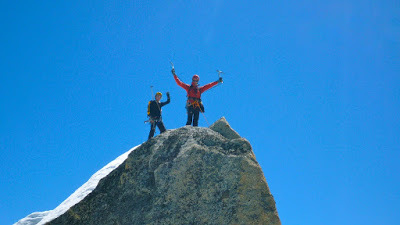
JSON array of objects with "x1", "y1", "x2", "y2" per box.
[
  {"x1": 170, "y1": 61, "x2": 177, "y2": 76},
  {"x1": 216, "y1": 70, "x2": 224, "y2": 77},
  {"x1": 150, "y1": 85, "x2": 154, "y2": 100},
  {"x1": 216, "y1": 70, "x2": 224, "y2": 83}
]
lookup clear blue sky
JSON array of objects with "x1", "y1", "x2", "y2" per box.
[{"x1": 1, "y1": 1, "x2": 399, "y2": 224}]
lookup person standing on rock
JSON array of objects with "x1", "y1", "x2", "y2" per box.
[
  {"x1": 172, "y1": 68, "x2": 222, "y2": 126},
  {"x1": 147, "y1": 91, "x2": 170, "y2": 139}
]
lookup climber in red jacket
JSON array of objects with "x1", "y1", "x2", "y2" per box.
[{"x1": 172, "y1": 68, "x2": 223, "y2": 126}]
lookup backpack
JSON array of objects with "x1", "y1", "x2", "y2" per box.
[{"x1": 147, "y1": 101, "x2": 152, "y2": 117}]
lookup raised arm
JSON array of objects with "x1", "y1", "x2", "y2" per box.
[
  {"x1": 172, "y1": 69, "x2": 189, "y2": 91},
  {"x1": 160, "y1": 92, "x2": 170, "y2": 107},
  {"x1": 199, "y1": 77, "x2": 222, "y2": 93}
]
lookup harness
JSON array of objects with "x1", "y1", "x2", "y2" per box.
[
  {"x1": 190, "y1": 100, "x2": 201, "y2": 109},
  {"x1": 187, "y1": 95, "x2": 208, "y2": 126},
  {"x1": 186, "y1": 97, "x2": 204, "y2": 113}
]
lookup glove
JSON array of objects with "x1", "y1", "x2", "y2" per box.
[
  {"x1": 171, "y1": 68, "x2": 176, "y2": 75},
  {"x1": 218, "y1": 77, "x2": 223, "y2": 83},
  {"x1": 166, "y1": 92, "x2": 170, "y2": 98}
]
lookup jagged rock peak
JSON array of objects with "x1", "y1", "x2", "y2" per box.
[
  {"x1": 209, "y1": 116, "x2": 241, "y2": 140},
  {"x1": 47, "y1": 118, "x2": 281, "y2": 225}
]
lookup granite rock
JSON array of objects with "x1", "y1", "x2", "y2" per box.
[{"x1": 48, "y1": 119, "x2": 280, "y2": 225}]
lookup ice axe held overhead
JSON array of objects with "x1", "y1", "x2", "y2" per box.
[
  {"x1": 216, "y1": 70, "x2": 224, "y2": 83},
  {"x1": 150, "y1": 85, "x2": 154, "y2": 100},
  {"x1": 170, "y1": 61, "x2": 176, "y2": 76}
]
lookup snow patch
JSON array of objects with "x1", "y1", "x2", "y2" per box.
[{"x1": 13, "y1": 211, "x2": 51, "y2": 225}]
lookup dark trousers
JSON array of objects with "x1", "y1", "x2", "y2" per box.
[
  {"x1": 186, "y1": 108, "x2": 200, "y2": 126},
  {"x1": 148, "y1": 120, "x2": 166, "y2": 139}
]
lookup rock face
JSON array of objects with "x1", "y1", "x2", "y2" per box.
[{"x1": 48, "y1": 118, "x2": 280, "y2": 225}]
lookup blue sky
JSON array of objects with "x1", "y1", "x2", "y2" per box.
[{"x1": 1, "y1": 1, "x2": 399, "y2": 224}]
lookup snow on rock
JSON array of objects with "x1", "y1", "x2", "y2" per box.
[
  {"x1": 12, "y1": 211, "x2": 51, "y2": 225},
  {"x1": 14, "y1": 145, "x2": 140, "y2": 225}
]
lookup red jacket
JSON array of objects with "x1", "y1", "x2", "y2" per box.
[{"x1": 173, "y1": 74, "x2": 218, "y2": 103}]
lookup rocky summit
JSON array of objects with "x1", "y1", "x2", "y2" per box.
[{"x1": 47, "y1": 117, "x2": 280, "y2": 225}]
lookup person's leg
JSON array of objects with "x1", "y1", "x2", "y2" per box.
[
  {"x1": 148, "y1": 122, "x2": 156, "y2": 139},
  {"x1": 193, "y1": 110, "x2": 200, "y2": 126},
  {"x1": 186, "y1": 108, "x2": 193, "y2": 125},
  {"x1": 157, "y1": 121, "x2": 166, "y2": 133}
]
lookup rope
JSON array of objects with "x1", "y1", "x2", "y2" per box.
[
  {"x1": 200, "y1": 110, "x2": 210, "y2": 127},
  {"x1": 190, "y1": 100, "x2": 210, "y2": 127}
]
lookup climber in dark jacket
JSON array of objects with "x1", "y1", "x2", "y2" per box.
[{"x1": 147, "y1": 92, "x2": 170, "y2": 139}]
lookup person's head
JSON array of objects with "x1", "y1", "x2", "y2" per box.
[
  {"x1": 192, "y1": 74, "x2": 200, "y2": 86},
  {"x1": 155, "y1": 92, "x2": 162, "y2": 101}
]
